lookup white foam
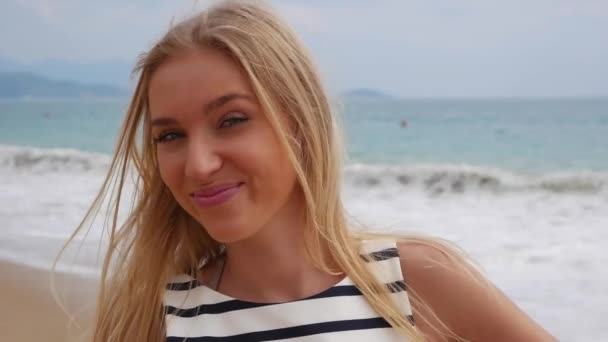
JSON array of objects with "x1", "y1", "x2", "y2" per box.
[
  {"x1": 343, "y1": 184, "x2": 608, "y2": 341},
  {"x1": 2, "y1": 145, "x2": 606, "y2": 196},
  {"x1": 0, "y1": 144, "x2": 110, "y2": 173},
  {"x1": 1, "y1": 145, "x2": 606, "y2": 341},
  {"x1": 344, "y1": 163, "x2": 608, "y2": 195}
]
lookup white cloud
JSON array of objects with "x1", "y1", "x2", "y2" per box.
[
  {"x1": 1, "y1": 0, "x2": 606, "y2": 96},
  {"x1": 275, "y1": 3, "x2": 328, "y2": 34},
  {"x1": 14, "y1": 0, "x2": 56, "y2": 21}
]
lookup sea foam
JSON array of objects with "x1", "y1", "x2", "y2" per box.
[{"x1": 1, "y1": 145, "x2": 607, "y2": 341}]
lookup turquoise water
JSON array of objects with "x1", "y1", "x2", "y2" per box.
[
  {"x1": 1, "y1": 97, "x2": 607, "y2": 172},
  {"x1": 344, "y1": 97, "x2": 608, "y2": 172},
  {"x1": 0, "y1": 99, "x2": 126, "y2": 153}
]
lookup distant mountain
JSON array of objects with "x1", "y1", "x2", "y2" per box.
[
  {"x1": 0, "y1": 72, "x2": 129, "y2": 99},
  {"x1": 342, "y1": 88, "x2": 393, "y2": 99},
  {"x1": 0, "y1": 56, "x2": 133, "y2": 88}
]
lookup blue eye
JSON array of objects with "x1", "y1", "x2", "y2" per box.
[
  {"x1": 153, "y1": 131, "x2": 183, "y2": 144},
  {"x1": 219, "y1": 116, "x2": 248, "y2": 128}
]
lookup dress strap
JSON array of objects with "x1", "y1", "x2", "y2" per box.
[{"x1": 360, "y1": 239, "x2": 415, "y2": 324}]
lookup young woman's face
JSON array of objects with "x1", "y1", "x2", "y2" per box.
[{"x1": 148, "y1": 48, "x2": 299, "y2": 243}]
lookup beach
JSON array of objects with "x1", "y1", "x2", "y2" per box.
[
  {"x1": 0, "y1": 259, "x2": 97, "y2": 342},
  {"x1": 1, "y1": 97, "x2": 607, "y2": 341}
]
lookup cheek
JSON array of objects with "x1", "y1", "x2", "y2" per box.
[
  {"x1": 276, "y1": 157, "x2": 298, "y2": 194},
  {"x1": 257, "y1": 140, "x2": 297, "y2": 199},
  {"x1": 156, "y1": 150, "x2": 184, "y2": 194},
  {"x1": 231, "y1": 129, "x2": 291, "y2": 196}
]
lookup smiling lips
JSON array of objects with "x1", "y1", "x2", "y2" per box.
[{"x1": 190, "y1": 182, "x2": 243, "y2": 207}]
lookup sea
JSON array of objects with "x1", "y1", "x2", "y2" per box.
[{"x1": 1, "y1": 96, "x2": 607, "y2": 341}]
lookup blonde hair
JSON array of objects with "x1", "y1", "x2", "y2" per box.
[{"x1": 57, "y1": 1, "x2": 472, "y2": 341}]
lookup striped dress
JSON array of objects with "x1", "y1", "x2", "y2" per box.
[{"x1": 164, "y1": 240, "x2": 414, "y2": 341}]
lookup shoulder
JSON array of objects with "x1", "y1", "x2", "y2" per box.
[
  {"x1": 396, "y1": 240, "x2": 474, "y2": 290},
  {"x1": 396, "y1": 240, "x2": 557, "y2": 342}
]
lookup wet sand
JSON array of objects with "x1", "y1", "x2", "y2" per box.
[{"x1": 0, "y1": 259, "x2": 97, "y2": 342}]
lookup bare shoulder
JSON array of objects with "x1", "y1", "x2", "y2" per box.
[{"x1": 396, "y1": 241, "x2": 557, "y2": 342}]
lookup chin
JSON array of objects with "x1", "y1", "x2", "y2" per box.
[
  {"x1": 199, "y1": 217, "x2": 258, "y2": 244},
  {"x1": 207, "y1": 228, "x2": 256, "y2": 244}
]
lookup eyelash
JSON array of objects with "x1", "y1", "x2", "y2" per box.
[
  {"x1": 153, "y1": 115, "x2": 249, "y2": 144},
  {"x1": 153, "y1": 131, "x2": 182, "y2": 144},
  {"x1": 219, "y1": 116, "x2": 249, "y2": 128}
]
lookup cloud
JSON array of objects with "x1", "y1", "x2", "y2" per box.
[
  {"x1": 14, "y1": 0, "x2": 56, "y2": 21},
  {"x1": 1, "y1": 0, "x2": 606, "y2": 96},
  {"x1": 1, "y1": 1, "x2": 200, "y2": 61},
  {"x1": 275, "y1": 3, "x2": 328, "y2": 34}
]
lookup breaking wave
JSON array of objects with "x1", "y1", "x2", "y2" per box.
[{"x1": 2, "y1": 145, "x2": 605, "y2": 195}]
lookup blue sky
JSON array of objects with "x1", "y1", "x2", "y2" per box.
[{"x1": 1, "y1": 0, "x2": 607, "y2": 97}]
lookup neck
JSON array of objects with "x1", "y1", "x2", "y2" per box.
[{"x1": 218, "y1": 193, "x2": 342, "y2": 303}]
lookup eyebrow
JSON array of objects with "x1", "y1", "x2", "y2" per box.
[
  {"x1": 150, "y1": 92, "x2": 254, "y2": 127},
  {"x1": 204, "y1": 93, "x2": 253, "y2": 115}
]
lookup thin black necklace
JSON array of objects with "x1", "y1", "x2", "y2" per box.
[{"x1": 215, "y1": 255, "x2": 227, "y2": 291}]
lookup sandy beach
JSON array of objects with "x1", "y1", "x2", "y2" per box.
[{"x1": 0, "y1": 259, "x2": 98, "y2": 342}]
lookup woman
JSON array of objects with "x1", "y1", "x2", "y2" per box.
[{"x1": 61, "y1": 1, "x2": 556, "y2": 341}]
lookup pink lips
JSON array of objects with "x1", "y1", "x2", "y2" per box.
[{"x1": 190, "y1": 183, "x2": 243, "y2": 208}]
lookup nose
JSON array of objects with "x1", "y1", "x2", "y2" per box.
[{"x1": 184, "y1": 137, "x2": 222, "y2": 181}]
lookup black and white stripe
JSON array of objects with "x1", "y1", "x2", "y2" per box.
[{"x1": 164, "y1": 240, "x2": 414, "y2": 341}]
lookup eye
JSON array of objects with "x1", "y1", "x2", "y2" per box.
[
  {"x1": 219, "y1": 114, "x2": 249, "y2": 129},
  {"x1": 153, "y1": 131, "x2": 184, "y2": 144}
]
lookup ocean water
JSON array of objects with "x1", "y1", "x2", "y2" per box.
[
  {"x1": 1, "y1": 97, "x2": 607, "y2": 341},
  {"x1": 2, "y1": 97, "x2": 608, "y2": 171}
]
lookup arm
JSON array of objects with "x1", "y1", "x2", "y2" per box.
[{"x1": 398, "y1": 242, "x2": 557, "y2": 342}]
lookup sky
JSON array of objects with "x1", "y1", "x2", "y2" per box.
[{"x1": 1, "y1": 0, "x2": 607, "y2": 98}]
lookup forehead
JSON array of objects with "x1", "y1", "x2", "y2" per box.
[{"x1": 147, "y1": 48, "x2": 254, "y2": 117}]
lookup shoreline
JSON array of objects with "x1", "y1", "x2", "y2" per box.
[{"x1": 0, "y1": 258, "x2": 98, "y2": 342}]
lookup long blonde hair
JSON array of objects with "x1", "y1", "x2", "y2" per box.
[{"x1": 57, "y1": 1, "x2": 471, "y2": 341}]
